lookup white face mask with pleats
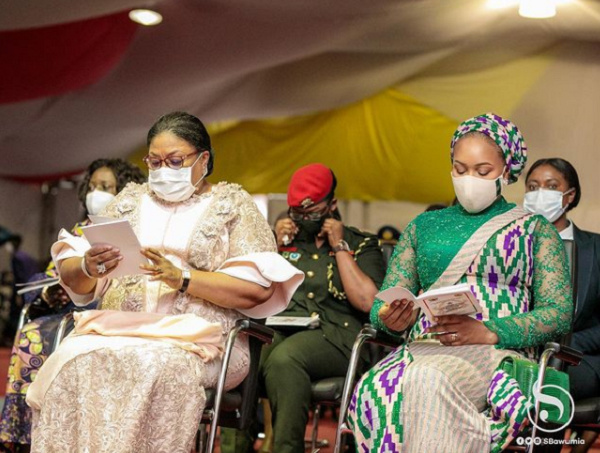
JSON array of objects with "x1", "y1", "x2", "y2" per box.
[
  {"x1": 85, "y1": 190, "x2": 116, "y2": 215},
  {"x1": 149, "y1": 154, "x2": 206, "y2": 203},
  {"x1": 523, "y1": 188, "x2": 573, "y2": 222},
  {"x1": 451, "y1": 169, "x2": 507, "y2": 214}
]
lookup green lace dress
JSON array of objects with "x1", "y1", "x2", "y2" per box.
[{"x1": 347, "y1": 198, "x2": 572, "y2": 453}]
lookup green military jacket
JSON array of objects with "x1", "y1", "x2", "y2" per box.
[{"x1": 277, "y1": 226, "x2": 386, "y2": 360}]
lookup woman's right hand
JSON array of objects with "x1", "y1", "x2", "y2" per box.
[
  {"x1": 82, "y1": 244, "x2": 123, "y2": 279},
  {"x1": 378, "y1": 299, "x2": 416, "y2": 332},
  {"x1": 275, "y1": 218, "x2": 298, "y2": 247}
]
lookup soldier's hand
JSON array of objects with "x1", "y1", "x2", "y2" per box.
[
  {"x1": 275, "y1": 218, "x2": 298, "y2": 247},
  {"x1": 320, "y1": 218, "x2": 344, "y2": 248}
]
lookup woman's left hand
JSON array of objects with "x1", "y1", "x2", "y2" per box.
[
  {"x1": 140, "y1": 248, "x2": 183, "y2": 290},
  {"x1": 425, "y1": 315, "x2": 498, "y2": 346}
]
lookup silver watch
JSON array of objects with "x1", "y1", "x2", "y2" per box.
[{"x1": 332, "y1": 239, "x2": 351, "y2": 253}]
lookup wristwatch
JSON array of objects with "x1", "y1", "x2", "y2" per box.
[
  {"x1": 332, "y1": 239, "x2": 351, "y2": 254},
  {"x1": 179, "y1": 269, "x2": 191, "y2": 293}
]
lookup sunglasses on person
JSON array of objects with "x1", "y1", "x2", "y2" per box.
[{"x1": 288, "y1": 203, "x2": 332, "y2": 221}]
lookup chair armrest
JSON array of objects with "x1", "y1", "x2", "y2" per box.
[
  {"x1": 235, "y1": 318, "x2": 275, "y2": 345},
  {"x1": 544, "y1": 341, "x2": 583, "y2": 367},
  {"x1": 362, "y1": 324, "x2": 404, "y2": 349}
]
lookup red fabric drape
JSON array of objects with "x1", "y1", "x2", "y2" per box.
[{"x1": 0, "y1": 12, "x2": 138, "y2": 104}]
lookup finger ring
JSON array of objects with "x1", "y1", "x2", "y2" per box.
[
  {"x1": 451, "y1": 333, "x2": 458, "y2": 342},
  {"x1": 96, "y1": 263, "x2": 107, "y2": 274}
]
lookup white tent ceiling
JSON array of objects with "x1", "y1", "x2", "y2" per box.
[{"x1": 2, "y1": 0, "x2": 600, "y2": 179}]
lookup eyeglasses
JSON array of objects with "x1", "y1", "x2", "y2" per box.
[
  {"x1": 288, "y1": 204, "x2": 330, "y2": 221},
  {"x1": 143, "y1": 151, "x2": 200, "y2": 170}
]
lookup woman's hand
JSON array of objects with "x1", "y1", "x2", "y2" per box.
[
  {"x1": 378, "y1": 299, "x2": 416, "y2": 332},
  {"x1": 426, "y1": 315, "x2": 499, "y2": 346},
  {"x1": 275, "y1": 218, "x2": 298, "y2": 247},
  {"x1": 140, "y1": 248, "x2": 183, "y2": 290},
  {"x1": 83, "y1": 244, "x2": 123, "y2": 278}
]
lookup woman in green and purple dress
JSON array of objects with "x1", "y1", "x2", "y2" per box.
[
  {"x1": 347, "y1": 114, "x2": 573, "y2": 452},
  {"x1": 0, "y1": 159, "x2": 145, "y2": 453}
]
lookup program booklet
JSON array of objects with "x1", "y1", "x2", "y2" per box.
[
  {"x1": 81, "y1": 218, "x2": 150, "y2": 278},
  {"x1": 376, "y1": 283, "x2": 482, "y2": 325},
  {"x1": 265, "y1": 314, "x2": 320, "y2": 329}
]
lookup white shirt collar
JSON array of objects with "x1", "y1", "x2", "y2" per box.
[{"x1": 559, "y1": 220, "x2": 574, "y2": 241}]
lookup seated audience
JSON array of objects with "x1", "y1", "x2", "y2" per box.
[
  {"x1": 25, "y1": 112, "x2": 303, "y2": 452},
  {"x1": 348, "y1": 113, "x2": 572, "y2": 452},
  {"x1": 0, "y1": 158, "x2": 145, "y2": 452},
  {"x1": 524, "y1": 157, "x2": 600, "y2": 452}
]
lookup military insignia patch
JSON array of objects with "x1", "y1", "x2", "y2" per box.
[
  {"x1": 282, "y1": 251, "x2": 290, "y2": 259},
  {"x1": 301, "y1": 197, "x2": 313, "y2": 208},
  {"x1": 289, "y1": 252, "x2": 301, "y2": 262}
]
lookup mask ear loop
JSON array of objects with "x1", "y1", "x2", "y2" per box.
[{"x1": 191, "y1": 152, "x2": 209, "y2": 188}]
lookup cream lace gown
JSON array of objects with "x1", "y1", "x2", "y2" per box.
[{"x1": 27, "y1": 182, "x2": 303, "y2": 453}]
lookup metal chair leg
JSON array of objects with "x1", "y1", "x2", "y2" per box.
[
  {"x1": 52, "y1": 312, "x2": 74, "y2": 353},
  {"x1": 205, "y1": 323, "x2": 243, "y2": 453},
  {"x1": 311, "y1": 404, "x2": 320, "y2": 451},
  {"x1": 333, "y1": 327, "x2": 377, "y2": 453}
]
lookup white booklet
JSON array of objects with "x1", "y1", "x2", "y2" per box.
[
  {"x1": 265, "y1": 315, "x2": 320, "y2": 329},
  {"x1": 81, "y1": 217, "x2": 150, "y2": 278},
  {"x1": 376, "y1": 283, "x2": 482, "y2": 325}
]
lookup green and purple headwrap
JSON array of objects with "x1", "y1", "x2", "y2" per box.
[{"x1": 450, "y1": 113, "x2": 528, "y2": 184}]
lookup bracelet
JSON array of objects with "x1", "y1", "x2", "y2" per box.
[
  {"x1": 179, "y1": 269, "x2": 191, "y2": 293},
  {"x1": 80, "y1": 257, "x2": 94, "y2": 279}
]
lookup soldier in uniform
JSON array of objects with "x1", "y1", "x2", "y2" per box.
[{"x1": 262, "y1": 163, "x2": 386, "y2": 453}]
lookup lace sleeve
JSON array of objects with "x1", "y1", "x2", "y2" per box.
[
  {"x1": 228, "y1": 189, "x2": 277, "y2": 258},
  {"x1": 370, "y1": 221, "x2": 420, "y2": 335},
  {"x1": 484, "y1": 217, "x2": 573, "y2": 349}
]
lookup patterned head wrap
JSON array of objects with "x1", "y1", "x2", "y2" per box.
[{"x1": 450, "y1": 113, "x2": 528, "y2": 184}]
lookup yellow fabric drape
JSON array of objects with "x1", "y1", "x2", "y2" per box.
[{"x1": 206, "y1": 90, "x2": 458, "y2": 203}]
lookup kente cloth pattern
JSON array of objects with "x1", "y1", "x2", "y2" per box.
[
  {"x1": 347, "y1": 198, "x2": 572, "y2": 452},
  {"x1": 450, "y1": 113, "x2": 528, "y2": 184}
]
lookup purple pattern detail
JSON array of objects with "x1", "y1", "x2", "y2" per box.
[
  {"x1": 365, "y1": 400, "x2": 374, "y2": 429},
  {"x1": 503, "y1": 226, "x2": 522, "y2": 262},
  {"x1": 379, "y1": 362, "x2": 406, "y2": 399},
  {"x1": 381, "y1": 429, "x2": 400, "y2": 453},
  {"x1": 488, "y1": 265, "x2": 499, "y2": 294},
  {"x1": 508, "y1": 270, "x2": 521, "y2": 297}
]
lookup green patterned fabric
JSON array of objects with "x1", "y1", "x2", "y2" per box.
[
  {"x1": 450, "y1": 113, "x2": 528, "y2": 184},
  {"x1": 371, "y1": 197, "x2": 572, "y2": 351},
  {"x1": 348, "y1": 197, "x2": 573, "y2": 452}
]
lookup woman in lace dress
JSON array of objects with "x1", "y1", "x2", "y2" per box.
[
  {"x1": 26, "y1": 112, "x2": 303, "y2": 453},
  {"x1": 347, "y1": 113, "x2": 573, "y2": 452}
]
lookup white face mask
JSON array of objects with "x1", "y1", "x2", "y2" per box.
[
  {"x1": 523, "y1": 188, "x2": 572, "y2": 223},
  {"x1": 149, "y1": 155, "x2": 207, "y2": 202},
  {"x1": 451, "y1": 170, "x2": 506, "y2": 214},
  {"x1": 85, "y1": 190, "x2": 115, "y2": 215}
]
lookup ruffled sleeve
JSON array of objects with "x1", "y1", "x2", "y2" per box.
[{"x1": 215, "y1": 187, "x2": 304, "y2": 317}]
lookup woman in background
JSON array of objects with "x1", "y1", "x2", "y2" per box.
[
  {"x1": 0, "y1": 158, "x2": 145, "y2": 453},
  {"x1": 524, "y1": 158, "x2": 600, "y2": 453}
]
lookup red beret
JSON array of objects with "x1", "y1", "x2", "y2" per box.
[{"x1": 287, "y1": 163, "x2": 335, "y2": 208}]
